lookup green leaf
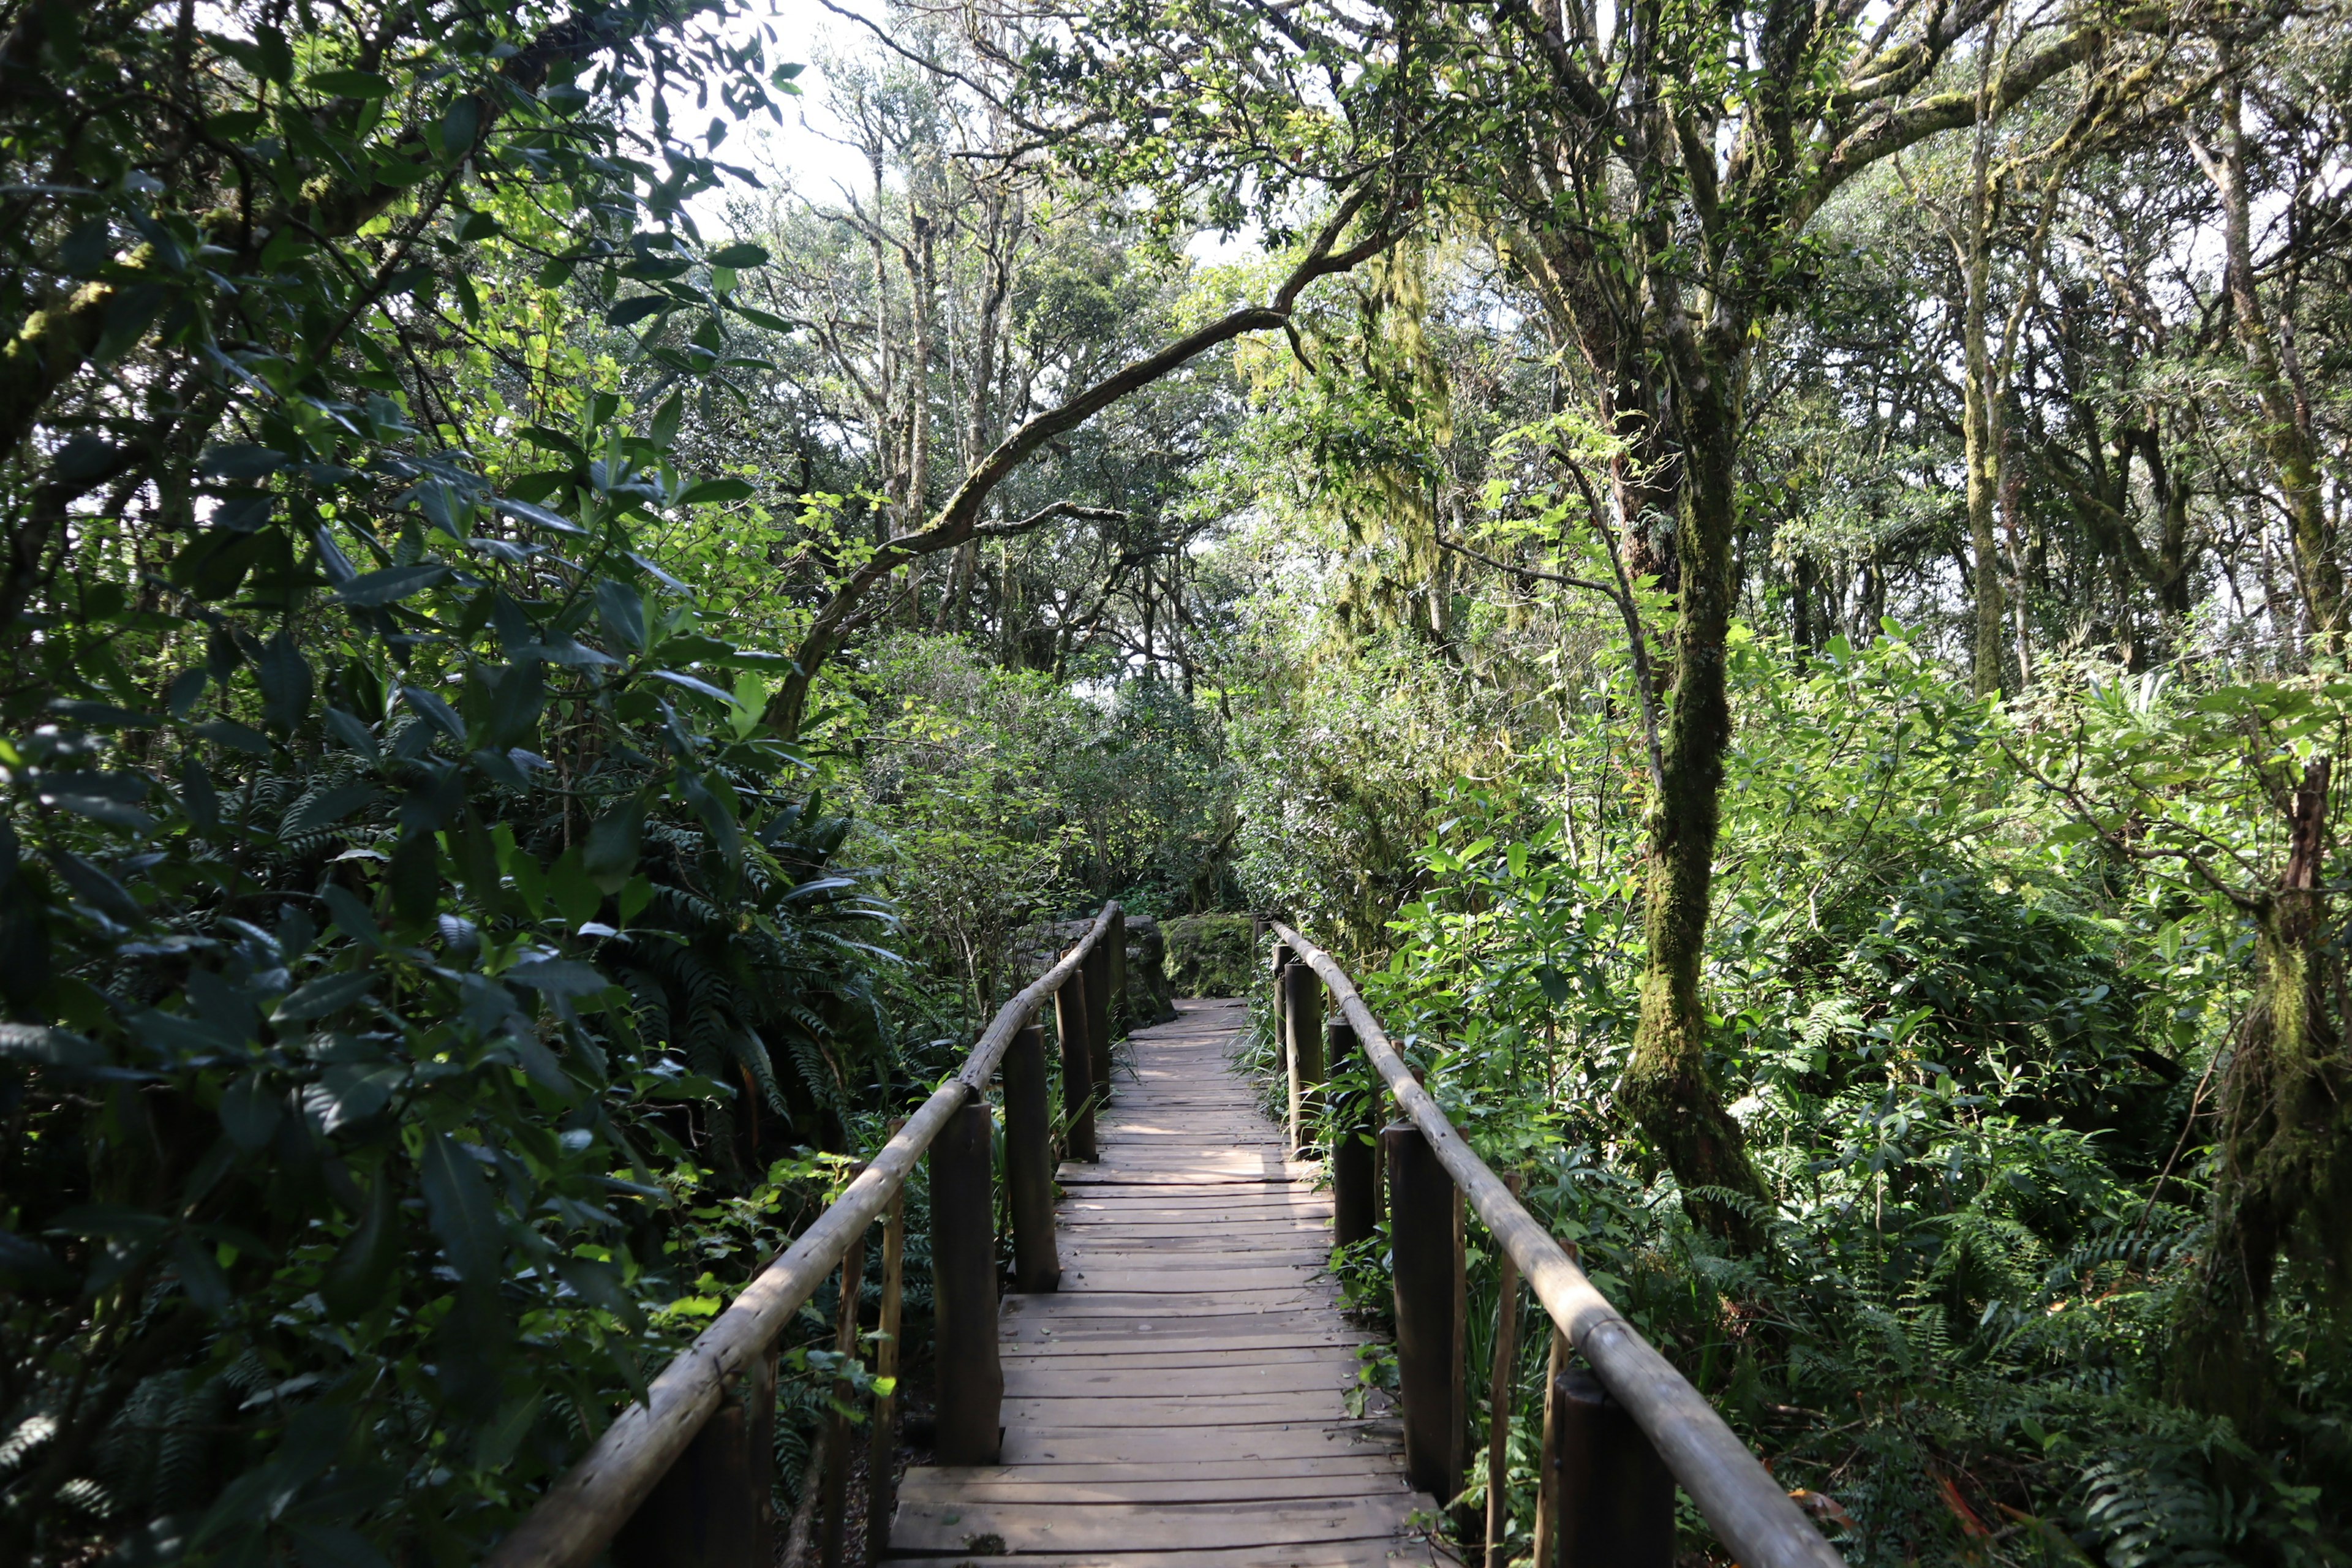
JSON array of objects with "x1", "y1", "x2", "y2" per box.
[
  {"x1": 166, "y1": 667, "x2": 209, "y2": 718},
  {"x1": 280, "y1": 783, "x2": 380, "y2": 839},
  {"x1": 192, "y1": 718, "x2": 273, "y2": 755},
  {"x1": 494, "y1": 496, "x2": 587, "y2": 537},
  {"x1": 582, "y1": 799, "x2": 645, "y2": 892},
  {"x1": 649, "y1": 393, "x2": 684, "y2": 451},
  {"x1": 311, "y1": 1061, "x2": 405, "y2": 1133},
  {"x1": 220, "y1": 1072, "x2": 282, "y2": 1152},
  {"x1": 334, "y1": 555, "x2": 447, "y2": 605},
  {"x1": 728, "y1": 303, "x2": 796, "y2": 333},
  {"x1": 254, "y1": 23, "x2": 294, "y2": 83},
  {"x1": 521, "y1": 426, "x2": 585, "y2": 461},
  {"x1": 319, "y1": 885, "x2": 382, "y2": 948},
  {"x1": 679, "y1": 477, "x2": 754, "y2": 506},
  {"x1": 710, "y1": 243, "x2": 770, "y2": 268},
  {"x1": 650, "y1": 669, "x2": 737, "y2": 707},
  {"x1": 401, "y1": 684, "x2": 466, "y2": 743},
  {"x1": 595, "y1": 579, "x2": 646, "y2": 652},
  {"x1": 437, "y1": 96, "x2": 481, "y2": 160},
  {"x1": 503, "y1": 958, "x2": 612, "y2": 999},
  {"x1": 554, "y1": 1255, "x2": 642, "y2": 1329},
  {"x1": 273, "y1": 968, "x2": 375, "y2": 1023},
  {"x1": 608, "y1": 296, "x2": 673, "y2": 328},
  {"x1": 418, "y1": 1133, "x2": 501, "y2": 1289},
  {"x1": 254, "y1": 634, "x2": 314, "y2": 735},
  {"x1": 474, "y1": 661, "x2": 545, "y2": 752},
  {"x1": 309, "y1": 69, "x2": 393, "y2": 98},
  {"x1": 0, "y1": 1023, "x2": 102, "y2": 1072}
]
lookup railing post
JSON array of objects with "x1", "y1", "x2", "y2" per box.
[
  {"x1": 1107, "y1": 904, "x2": 1128, "y2": 1034},
  {"x1": 611, "y1": 1371, "x2": 766, "y2": 1568},
  {"x1": 817, "y1": 1231, "x2": 864, "y2": 1568},
  {"x1": 1082, "y1": 929, "x2": 1113, "y2": 1104},
  {"x1": 1283, "y1": 960, "x2": 1324, "y2": 1158},
  {"x1": 1055, "y1": 968, "x2": 1096, "y2": 1163},
  {"x1": 1531, "y1": 1327, "x2": 1567, "y2": 1568},
  {"x1": 1548, "y1": 1365, "x2": 1674, "y2": 1568},
  {"x1": 1270, "y1": 943, "x2": 1292, "y2": 1069},
  {"x1": 1328, "y1": 1018, "x2": 1376, "y2": 1247},
  {"x1": 1483, "y1": 1172, "x2": 1523, "y2": 1568},
  {"x1": 1385, "y1": 1120, "x2": 1465, "y2": 1504},
  {"x1": 932, "y1": 1089, "x2": 1003, "y2": 1465},
  {"x1": 865, "y1": 1144, "x2": 907, "y2": 1568},
  {"x1": 1003, "y1": 1021, "x2": 1061, "y2": 1292}
]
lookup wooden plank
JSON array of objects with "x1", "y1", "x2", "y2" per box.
[
  {"x1": 1057, "y1": 1174, "x2": 1316, "y2": 1188},
  {"x1": 1055, "y1": 1267, "x2": 1329, "y2": 1292},
  {"x1": 1058, "y1": 1256, "x2": 1332, "y2": 1274},
  {"x1": 1005, "y1": 1361, "x2": 1364, "y2": 1395},
  {"x1": 1000, "y1": 1347, "x2": 1367, "y2": 1373},
  {"x1": 1058, "y1": 1196, "x2": 1332, "y2": 1212},
  {"x1": 1000, "y1": 1294, "x2": 1335, "y2": 1322},
  {"x1": 886, "y1": 1541, "x2": 1430, "y2": 1568},
  {"x1": 889, "y1": 1494, "x2": 1417, "y2": 1554},
  {"x1": 1001, "y1": 1354, "x2": 1373, "y2": 1373},
  {"x1": 897, "y1": 1457, "x2": 1406, "y2": 1493},
  {"x1": 1000, "y1": 1423, "x2": 1404, "y2": 1466},
  {"x1": 895, "y1": 1472, "x2": 1409, "y2": 1507},
  {"x1": 1054, "y1": 1219, "x2": 1332, "y2": 1233},
  {"x1": 1000, "y1": 1394, "x2": 1362, "y2": 1428},
  {"x1": 1005, "y1": 1329, "x2": 1364, "y2": 1357}
]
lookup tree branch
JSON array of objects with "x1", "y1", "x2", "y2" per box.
[{"x1": 763, "y1": 197, "x2": 1408, "y2": 737}]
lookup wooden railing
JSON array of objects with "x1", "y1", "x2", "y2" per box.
[
  {"x1": 1271, "y1": 923, "x2": 1847, "y2": 1568},
  {"x1": 486, "y1": 903, "x2": 1128, "y2": 1568}
]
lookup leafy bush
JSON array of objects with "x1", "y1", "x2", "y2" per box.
[
  {"x1": 0, "y1": 5, "x2": 943, "y2": 1562},
  {"x1": 1299, "y1": 630, "x2": 2352, "y2": 1565},
  {"x1": 1163, "y1": 914, "x2": 1260, "y2": 997}
]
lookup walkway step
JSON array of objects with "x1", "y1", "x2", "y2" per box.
[{"x1": 885, "y1": 998, "x2": 1427, "y2": 1568}]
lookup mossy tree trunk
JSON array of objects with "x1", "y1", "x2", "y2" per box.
[
  {"x1": 2172, "y1": 761, "x2": 2352, "y2": 1435},
  {"x1": 1617, "y1": 325, "x2": 1772, "y2": 1252}
]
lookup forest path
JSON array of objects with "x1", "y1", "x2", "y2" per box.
[{"x1": 884, "y1": 998, "x2": 1427, "y2": 1568}]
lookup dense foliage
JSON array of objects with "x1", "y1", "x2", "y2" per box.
[{"x1": 11, "y1": 0, "x2": 2352, "y2": 1562}]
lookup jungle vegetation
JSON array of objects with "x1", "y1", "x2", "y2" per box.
[{"x1": 5, "y1": 0, "x2": 2352, "y2": 1561}]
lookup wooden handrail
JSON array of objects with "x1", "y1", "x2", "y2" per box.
[
  {"x1": 1272, "y1": 922, "x2": 1846, "y2": 1568},
  {"x1": 486, "y1": 903, "x2": 1124, "y2": 1568}
]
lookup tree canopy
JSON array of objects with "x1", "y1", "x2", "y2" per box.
[{"x1": 8, "y1": 0, "x2": 2352, "y2": 1561}]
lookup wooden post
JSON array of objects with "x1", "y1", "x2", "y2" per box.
[
  {"x1": 1003, "y1": 1021, "x2": 1061, "y2": 1292},
  {"x1": 1283, "y1": 960, "x2": 1323, "y2": 1158},
  {"x1": 1483, "y1": 1173, "x2": 1524, "y2": 1568},
  {"x1": 1055, "y1": 970, "x2": 1096, "y2": 1163},
  {"x1": 1082, "y1": 934, "x2": 1112, "y2": 1104},
  {"x1": 750, "y1": 1349, "x2": 777, "y2": 1565},
  {"x1": 931, "y1": 1091, "x2": 1003, "y2": 1466},
  {"x1": 817, "y1": 1232, "x2": 864, "y2": 1568},
  {"x1": 1549, "y1": 1365, "x2": 1674, "y2": 1568},
  {"x1": 865, "y1": 1154, "x2": 907, "y2": 1568},
  {"x1": 1107, "y1": 905, "x2": 1128, "y2": 1034},
  {"x1": 1385, "y1": 1121, "x2": 1465, "y2": 1503},
  {"x1": 1531, "y1": 1328, "x2": 1567, "y2": 1568},
  {"x1": 1270, "y1": 943, "x2": 1292, "y2": 1073},
  {"x1": 611, "y1": 1373, "x2": 766, "y2": 1568},
  {"x1": 1329, "y1": 1019, "x2": 1376, "y2": 1248}
]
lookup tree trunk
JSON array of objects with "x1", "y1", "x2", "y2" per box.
[
  {"x1": 1618, "y1": 340, "x2": 1770, "y2": 1252},
  {"x1": 2204, "y1": 72, "x2": 2342, "y2": 646},
  {"x1": 2171, "y1": 758, "x2": 2352, "y2": 1436},
  {"x1": 1956, "y1": 38, "x2": 2010, "y2": 697}
]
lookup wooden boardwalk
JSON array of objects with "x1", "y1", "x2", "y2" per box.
[{"x1": 885, "y1": 998, "x2": 1425, "y2": 1568}]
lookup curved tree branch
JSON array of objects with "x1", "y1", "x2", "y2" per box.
[{"x1": 762, "y1": 197, "x2": 1406, "y2": 738}]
